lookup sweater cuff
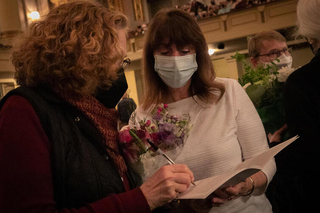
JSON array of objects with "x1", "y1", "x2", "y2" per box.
[
  {"x1": 87, "y1": 187, "x2": 150, "y2": 213},
  {"x1": 253, "y1": 158, "x2": 277, "y2": 196},
  {"x1": 117, "y1": 187, "x2": 151, "y2": 213}
]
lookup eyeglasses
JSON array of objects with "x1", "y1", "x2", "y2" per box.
[
  {"x1": 122, "y1": 58, "x2": 131, "y2": 68},
  {"x1": 256, "y1": 47, "x2": 292, "y2": 61}
]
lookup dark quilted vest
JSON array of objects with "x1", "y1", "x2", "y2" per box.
[{"x1": 0, "y1": 87, "x2": 141, "y2": 210}]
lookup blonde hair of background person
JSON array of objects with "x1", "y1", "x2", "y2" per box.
[
  {"x1": 0, "y1": 2, "x2": 195, "y2": 212},
  {"x1": 248, "y1": 30, "x2": 288, "y2": 66},
  {"x1": 141, "y1": 9, "x2": 225, "y2": 110}
]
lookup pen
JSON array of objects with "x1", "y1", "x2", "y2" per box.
[{"x1": 147, "y1": 139, "x2": 196, "y2": 186}]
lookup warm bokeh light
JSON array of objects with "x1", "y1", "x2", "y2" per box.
[
  {"x1": 208, "y1": 48, "x2": 215, "y2": 56},
  {"x1": 29, "y1": 11, "x2": 40, "y2": 20}
]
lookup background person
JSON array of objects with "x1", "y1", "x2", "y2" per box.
[
  {"x1": 118, "y1": 91, "x2": 137, "y2": 129},
  {"x1": 248, "y1": 31, "x2": 294, "y2": 212},
  {"x1": 271, "y1": 0, "x2": 320, "y2": 212},
  {"x1": 0, "y1": 2, "x2": 194, "y2": 212},
  {"x1": 248, "y1": 30, "x2": 292, "y2": 69},
  {"x1": 248, "y1": 30, "x2": 292, "y2": 143},
  {"x1": 131, "y1": 9, "x2": 276, "y2": 213}
]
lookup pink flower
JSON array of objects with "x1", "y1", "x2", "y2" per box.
[
  {"x1": 157, "y1": 107, "x2": 163, "y2": 113},
  {"x1": 136, "y1": 129, "x2": 146, "y2": 140},
  {"x1": 145, "y1": 120, "x2": 151, "y2": 127},
  {"x1": 145, "y1": 131, "x2": 151, "y2": 140},
  {"x1": 119, "y1": 129, "x2": 133, "y2": 143},
  {"x1": 150, "y1": 133, "x2": 159, "y2": 143},
  {"x1": 163, "y1": 104, "x2": 168, "y2": 109}
]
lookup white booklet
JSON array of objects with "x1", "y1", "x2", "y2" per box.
[{"x1": 179, "y1": 135, "x2": 299, "y2": 199}]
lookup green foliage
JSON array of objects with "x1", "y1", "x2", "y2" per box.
[
  {"x1": 245, "y1": 84, "x2": 267, "y2": 108},
  {"x1": 232, "y1": 51, "x2": 287, "y2": 137},
  {"x1": 231, "y1": 51, "x2": 279, "y2": 87}
]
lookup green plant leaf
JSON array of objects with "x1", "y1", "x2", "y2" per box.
[{"x1": 245, "y1": 84, "x2": 267, "y2": 108}]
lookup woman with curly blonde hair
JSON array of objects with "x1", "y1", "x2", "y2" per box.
[{"x1": 0, "y1": 2, "x2": 194, "y2": 212}]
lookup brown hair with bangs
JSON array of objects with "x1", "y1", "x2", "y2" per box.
[
  {"x1": 141, "y1": 9, "x2": 225, "y2": 110},
  {"x1": 12, "y1": 1, "x2": 127, "y2": 95}
]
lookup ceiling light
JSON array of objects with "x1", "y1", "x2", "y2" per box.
[
  {"x1": 208, "y1": 49, "x2": 215, "y2": 55},
  {"x1": 29, "y1": 11, "x2": 40, "y2": 20}
]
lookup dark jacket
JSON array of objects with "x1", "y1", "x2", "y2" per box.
[
  {"x1": 0, "y1": 86, "x2": 141, "y2": 210},
  {"x1": 270, "y1": 53, "x2": 320, "y2": 212}
]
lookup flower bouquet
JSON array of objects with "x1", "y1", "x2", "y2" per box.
[
  {"x1": 119, "y1": 103, "x2": 192, "y2": 181},
  {"x1": 232, "y1": 51, "x2": 295, "y2": 141}
]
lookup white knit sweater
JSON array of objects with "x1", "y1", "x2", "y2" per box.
[{"x1": 131, "y1": 78, "x2": 276, "y2": 213}]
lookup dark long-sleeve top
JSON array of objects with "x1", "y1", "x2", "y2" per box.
[
  {"x1": 0, "y1": 95, "x2": 150, "y2": 213},
  {"x1": 277, "y1": 53, "x2": 320, "y2": 176},
  {"x1": 268, "y1": 52, "x2": 320, "y2": 212}
]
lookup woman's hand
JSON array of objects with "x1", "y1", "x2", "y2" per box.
[
  {"x1": 210, "y1": 171, "x2": 267, "y2": 207},
  {"x1": 140, "y1": 164, "x2": 194, "y2": 210},
  {"x1": 268, "y1": 124, "x2": 288, "y2": 143},
  {"x1": 210, "y1": 178, "x2": 253, "y2": 207}
]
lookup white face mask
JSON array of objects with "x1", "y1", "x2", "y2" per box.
[
  {"x1": 264, "y1": 54, "x2": 293, "y2": 70},
  {"x1": 154, "y1": 53, "x2": 198, "y2": 88}
]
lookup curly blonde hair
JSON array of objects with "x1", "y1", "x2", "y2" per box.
[{"x1": 12, "y1": 1, "x2": 127, "y2": 95}]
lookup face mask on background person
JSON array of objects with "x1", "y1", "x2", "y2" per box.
[
  {"x1": 154, "y1": 53, "x2": 198, "y2": 88},
  {"x1": 263, "y1": 53, "x2": 293, "y2": 70}
]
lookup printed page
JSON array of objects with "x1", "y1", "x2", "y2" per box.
[{"x1": 179, "y1": 135, "x2": 299, "y2": 199}]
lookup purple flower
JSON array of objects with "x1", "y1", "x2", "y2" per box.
[
  {"x1": 171, "y1": 116, "x2": 178, "y2": 122},
  {"x1": 152, "y1": 113, "x2": 162, "y2": 121},
  {"x1": 156, "y1": 131, "x2": 167, "y2": 142},
  {"x1": 157, "y1": 131, "x2": 176, "y2": 145},
  {"x1": 158, "y1": 123, "x2": 164, "y2": 132},
  {"x1": 164, "y1": 133, "x2": 176, "y2": 145},
  {"x1": 163, "y1": 122, "x2": 175, "y2": 132}
]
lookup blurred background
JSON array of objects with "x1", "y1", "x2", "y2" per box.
[{"x1": 0, "y1": 0, "x2": 311, "y2": 106}]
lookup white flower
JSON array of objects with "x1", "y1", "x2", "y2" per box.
[
  {"x1": 270, "y1": 74, "x2": 277, "y2": 81},
  {"x1": 243, "y1": 82, "x2": 251, "y2": 90},
  {"x1": 277, "y1": 66, "x2": 295, "y2": 82}
]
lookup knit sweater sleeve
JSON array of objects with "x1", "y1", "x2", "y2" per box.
[
  {"x1": 0, "y1": 95, "x2": 150, "y2": 213},
  {"x1": 231, "y1": 80, "x2": 277, "y2": 195}
]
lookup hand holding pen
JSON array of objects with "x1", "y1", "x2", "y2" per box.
[{"x1": 147, "y1": 139, "x2": 196, "y2": 186}]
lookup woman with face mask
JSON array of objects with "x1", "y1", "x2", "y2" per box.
[
  {"x1": 0, "y1": 2, "x2": 195, "y2": 212},
  {"x1": 130, "y1": 9, "x2": 276, "y2": 213},
  {"x1": 270, "y1": 0, "x2": 320, "y2": 212}
]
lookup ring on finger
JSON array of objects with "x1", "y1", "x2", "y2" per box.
[{"x1": 173, "y1": 192, "x2": 180, "y2": 205}]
